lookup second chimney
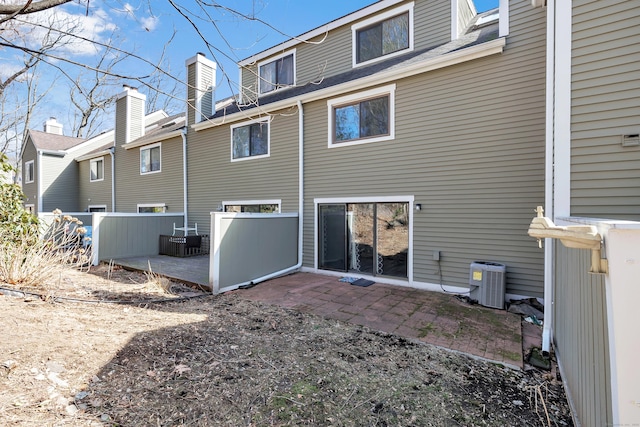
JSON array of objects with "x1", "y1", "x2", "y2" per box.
[
  {"x1": 44, "y1": 117, "x2": 63, "y2": 135},
  {"x1": 115, "y1": 85, "x2": 146, "y2": 145}
]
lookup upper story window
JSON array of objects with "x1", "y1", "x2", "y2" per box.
[
  {"x1": 352, "y1": 2, "x2": 414, "y2": 67},
  {"x1": 90, "y1": 157, "x2": 104, "y2": 182},
  {"x1": 328, "y1": 84, "x2": 396, "y2": 148},
  {"x1": 231, "y1": 119, "x2": 270, "y2": 161},
  {"x1": 258, "y1": 51, "x2": 295, "y2": 94},
  {"x1": 140, "y1": 143, "x2": 161, "y2": 174},
  {"x1": 24, "y1": 160, "x2": 34, "y2": 183}
]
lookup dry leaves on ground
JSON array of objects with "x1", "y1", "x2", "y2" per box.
[{"x1": 0, "y1": 265, "x2": 573, "y2": 426}]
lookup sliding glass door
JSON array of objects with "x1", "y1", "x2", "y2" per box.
[{"x1": 318, "y1": 202, "x2": 408, "y2": 278}]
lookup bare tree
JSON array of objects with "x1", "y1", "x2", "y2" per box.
[{"x1": 68, "y1": 34, "x2": 129, "y2": 138}]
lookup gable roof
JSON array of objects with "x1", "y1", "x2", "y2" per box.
[{"x1": 27, "y1": 130, "x2": 86, "y2": 153}]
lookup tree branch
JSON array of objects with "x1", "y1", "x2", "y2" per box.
[{"x1": 0, "y1": 0, "x2": 72, "y2": 16}]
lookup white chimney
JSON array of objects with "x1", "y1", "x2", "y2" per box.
[
  {"x1": 115, "y1": 85, "x2": 146, "y2": 144},
  {"x1": 44, "y1": 117, "x2": 63, "y2": 135},
  {"x1": 185, "y1": 53, "x2": 217, "y2": 125}
]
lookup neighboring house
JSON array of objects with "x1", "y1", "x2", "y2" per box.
[
  {"x1": 185, "y1": 0, "x2": 548, "y2": 300},
  {"x1": 536, "y1": 1, "x2": 640, "y2": 425},
  {"x1": 75, "y1": 87, "x2": 183, "y2": 214},
  {"x1": 20, "y1": 118, "x2": 107, "y2": 215}
]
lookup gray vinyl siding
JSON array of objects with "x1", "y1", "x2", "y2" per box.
[
  {"x1": 240, "y1": 0, "x2": 452, "y2": 104},
  {"x1": 553, "y1": 242, "x2": 612, "y2": 427},
  {"x1": 570, "y1": 1, "x2": 640, "y2": 220},
  {"x1": 187, "y1": 62, "x2": 197, "y2": 125},
  {"x1": 187, "y1": 110, "x2": 300, "y2": 237},
  {"x1": 41, "y1": 154, "x2": 79, "y2": 213},
  {"x1": 21, "y1": 140, "x2": 38, "y2": 213},
  {"x1": 302, "y1": 1, "x2": 547, "y2": 297},
  {"x1": 129, "y1": 98, "x2": 145, "y2": 142},
  {"x1": 114, "y1": 97, "x2": 128, "y2": 146},
  {"x1": 200, "y1": 65, "x2": 215, "y2": 120},
  {"x1": 114, "y1": 137, "x2": 184, "y2": 213},
  {"x1": 78, "y1": 157, "x2": 112, "y2": 212}
]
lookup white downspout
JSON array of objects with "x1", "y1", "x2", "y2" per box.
[
  {"x1": 36, "y1": 150, "x2": 43, "y2": 213},
  {"x1": 243, "y1": 101, "x2": 305, "y2": 285},
  {"x1": 542, "y1": 0, "x2": 556, "y2": 355},
  {"x1": 108, "y1": 147, "x2": 115, "y2": 211},
  {"x1": 182, "y1": 127, "x2": 188, "y2": 235}
]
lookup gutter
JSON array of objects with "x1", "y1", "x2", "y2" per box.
[{"x1": 193, "y1": 38, "x2": 506, "y2": 132}]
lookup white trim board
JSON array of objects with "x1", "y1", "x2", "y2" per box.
[{"x1": 313, "y1": 195, "x2": 415, "y2": 284}]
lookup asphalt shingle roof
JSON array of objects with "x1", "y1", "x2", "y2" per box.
[
  {"x1": 28, "y1": 130, "x2": 86, "y2": 152},
  {"x1": 212, "y1": 21, "x2": 500, "y2": 119}
]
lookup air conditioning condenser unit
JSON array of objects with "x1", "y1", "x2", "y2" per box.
[{"x1": 469, "y1": 261, "x2": 506, "y2": 309}]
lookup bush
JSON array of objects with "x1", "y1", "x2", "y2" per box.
[
  {"x1": 0, "y1": 155, "x2": 91, "y2": 287},
  {"x1": 0, "y1": 153, "x2": 38, "y2": 243}
]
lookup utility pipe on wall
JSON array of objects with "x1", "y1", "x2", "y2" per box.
[
  {"x1": 108, "y1": 147, "x2": 115, "y2": 211},
  {"x1": 182, "y1": 127, "x2": 188, "y2": 235}
]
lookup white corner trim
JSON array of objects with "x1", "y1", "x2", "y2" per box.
[
  {"x1": 499, "y1": 0, "x2": 509, "y2": 37},
  {"x1": 553, "y1": 0, "x2": 571, "y2": 218},
  {"x1": 451, "y1": 0, "x2": 459, "y2": 40}
]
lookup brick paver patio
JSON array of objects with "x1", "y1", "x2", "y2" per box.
[{"x1": 237, "y1": 272, "x2": 526, "y2": 369}]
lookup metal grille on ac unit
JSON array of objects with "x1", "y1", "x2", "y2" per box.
[{"x1": 469, "y1": 261, "x2": 506, "y2": 309}]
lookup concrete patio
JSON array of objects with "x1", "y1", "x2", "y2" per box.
[{"x1": 112, "y1": 255, "x2": 541, "y2": 369}]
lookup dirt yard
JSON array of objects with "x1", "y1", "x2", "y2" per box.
[{"x1": 0, "y1": 264, "x2": 573, "y2": 426}]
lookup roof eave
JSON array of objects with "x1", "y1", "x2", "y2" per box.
[
  {"x1": 194, "y1": 37, "x2": 506, "y2": 132},
  {"x1": 121, "y1": 128, "x2": 185, "y2": 150},
  {"x1": 238, "y1": 0, "x2": 407, "y2": 66},
  {"x1": 75, "y1": 149, "x2": 112, "y2": 162}
]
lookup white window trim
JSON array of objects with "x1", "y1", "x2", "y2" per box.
[
  {"x1": 24, "y1": 160, "x2": 34, "y2": 183},
  {"x1": 222, "y1": 199, "x2": 282, "y2": 213},
  {"x1": 140, "y1": 142, "x2": 162, "y2": 175},
  {"x1": 89, "y1": 156, "x2": 105, "y2": 182},
  {"x1": 257, "y1": 49, "x2": 297, "y2": 95},
  {"x1": 137, "y1": 203, "x2": 167, "y2": 213},
  {"x1": 351, "y1": 2, "x2": 414, "y2": 68},
  {"x1": 88, "y1": 204, "x2": 107, "y2": 212},
  {"x1": 313, "y1": 195, "x2": 414, "y2": 283},
  {"x1": 327, "y1": 83, "x2": 396, "y2": 148},
  {"x1": 230, "y1": 117, "x2": 271, "y2": 162}
]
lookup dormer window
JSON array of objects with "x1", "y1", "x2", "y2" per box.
[
  {"x1": 258, "y1": 51, "x2": 295, "y2": 94},
  {"x1": 352, "y1": 2, "x2": 414, "y2": 67}
]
